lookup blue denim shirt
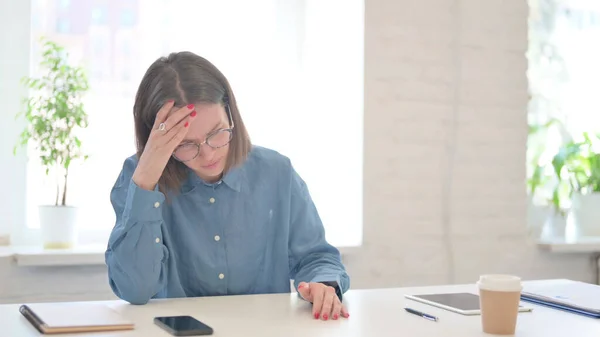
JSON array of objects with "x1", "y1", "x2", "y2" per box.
[{"x1": 105, "y1": 145, "x2": 349, "y2": 304}]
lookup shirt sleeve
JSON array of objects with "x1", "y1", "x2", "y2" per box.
[
  {"x1": 287, "y1": 165, "x2": 350, "y2": 298},
  {"x1": 104, "y1": 156, "x2": 170, "y2": 305}
]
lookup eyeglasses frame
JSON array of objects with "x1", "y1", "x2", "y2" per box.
[{"x1": 172, "y1": 104, "x2": 235, "y2": 163}]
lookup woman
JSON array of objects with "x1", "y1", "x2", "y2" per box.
[{"x1": 105, "y1": 51, "x2": 350, "y2": 321}]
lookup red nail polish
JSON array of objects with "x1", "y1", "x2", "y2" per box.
[
  {"x1": 184, "y1": 122, "x2": 189, "y2": 127},
  {"x1": 190, "y1": 110, "x2": 197, "y2": 117},
  {"x1": 323, "y1": 314, "x2": 328, "y2": 320},
  {"x1": 314, "y1": 313, "x2": 319, "y2": 319},
  {"x1": 187, "y1": 104, "x2": 194, "y2": 109},
  {"x1": 167, "y1": 99, "x2": 174, "y2": 103},
  {"x1": 333, "y1": 314, "x2": 339, "y2": 320},
  {"x1": 345, "y1": 313, "x2": 350, "y2": 318}
]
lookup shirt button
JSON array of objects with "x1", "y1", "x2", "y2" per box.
[
  {"x1": 154, "y1": 202, "x2": 160, "y2": 208},
  {"x1": 218, "y1": 273, "x2": 225, "y2": 280},
  {"x1": 214, "y1": 235, "x2": 220, "y2": 241},
  {"x1": 209, "y1": 197, "x2": 215, "y2": 204},
  {"x1": 155, "y1": 237, "x2": 160, "y2": 243}
]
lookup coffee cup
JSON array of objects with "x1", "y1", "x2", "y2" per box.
[{"x1": 477, "y1": 274, "x2": 522, "y2": 335}]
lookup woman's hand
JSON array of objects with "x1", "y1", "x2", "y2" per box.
[
  {"x1": 132, "y1": 101, "x2": 196, "y2": 191},
  {"x1": 297, "y1": 282, "x2": 349, "y2": 320}
]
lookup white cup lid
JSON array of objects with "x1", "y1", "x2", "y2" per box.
[{"x1": 477, "y1": 274, "x2": 522, "y2": 292}]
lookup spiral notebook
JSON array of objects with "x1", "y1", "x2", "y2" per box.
[
  {"x1": 19, "y1": 302, "x2": 135, "y2": 334},
  {"x1": 521, "y1": 279, "x2": 600, "y2": 318}
]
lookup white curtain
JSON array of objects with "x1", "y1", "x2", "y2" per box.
[{"x1": 26, "y1": 0, "x2": 363, "y2": 247}]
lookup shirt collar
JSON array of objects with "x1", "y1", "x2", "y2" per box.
[
  {"x1": 221, "y1": 165, "x2": 242, "y2": 192},
  {"x1": 184, "y1": 165, "x2": 242, "y2": 192}
]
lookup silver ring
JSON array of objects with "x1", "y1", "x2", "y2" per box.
[{"x1": 158, "y1": 123, "x2": 166, "y2": 131}]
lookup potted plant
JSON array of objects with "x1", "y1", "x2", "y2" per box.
[
  {"x1": 14, "y1": 38, "x2": 90, "y2": 249},
  {"x1": 527, "y1": 0, "x2": 570, "y2": 238},
  {"x1": 527, "y1": 124, "x2": 552, "y2": 237},
  {"x1": 551, "y1": 132, "x2": 600, "y2": 237},
  {"x1": 526, "y1": 118, "x2": 569, "y2": 238}
]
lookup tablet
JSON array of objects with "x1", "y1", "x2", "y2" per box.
[{"x1": 404, "y1": 292, "x2": 533, "y2": 316}]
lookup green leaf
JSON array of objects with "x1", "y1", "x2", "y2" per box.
[{"x1": 13, "y1": 37, "x2": 90, "y2": 204}]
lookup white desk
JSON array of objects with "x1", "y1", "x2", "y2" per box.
[{"x1": 3, "y1": 280, "x2": 600, "y2": 337}]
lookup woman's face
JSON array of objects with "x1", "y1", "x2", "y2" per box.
[{"x1": 172, "y1": 103, "x2": 231, "y2": 183}]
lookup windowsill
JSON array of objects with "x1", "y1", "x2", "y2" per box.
[
  {"x1": 0, "y1": 244, "x2": 361, "y2": 267},
  {"x1": 0, "y1": 244, "x2": 107, "y2": 266},
  {"x1": 537, "y1": 236, "x2": 600, "y2": 253}
]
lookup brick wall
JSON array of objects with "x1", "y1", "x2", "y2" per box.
[{"x1": 344, "y1": 0, "x2": 594, "y2": 289}]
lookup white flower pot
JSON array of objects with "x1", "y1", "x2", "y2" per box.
[
  {"x1": 39, "y1": 205, "x2": 78, "y2": 249},
  {"x1": 527, "y1": 196, "x2": 550, "y2": 238},
  {"x1": 540, "y1": 211, "x2": 567, "y2": 239},
  {"x1": 571, "y1": 192, "x2": 600, "y2": 237}
]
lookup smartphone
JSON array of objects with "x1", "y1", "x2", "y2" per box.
[{"x1": 154, "y1": 315, "x2": 213, "y2": 336}]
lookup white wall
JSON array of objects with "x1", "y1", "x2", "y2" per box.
[{"x1": 0, "y1": 0, "x2": 595, "y2": 304}]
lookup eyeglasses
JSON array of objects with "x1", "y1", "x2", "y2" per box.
[{"x1": 172, "y1": 105, "x2": 235, "y2": 163}]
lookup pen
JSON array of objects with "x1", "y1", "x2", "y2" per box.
[{"x1": 404, "y1": 307, "x2": 438, "y2": 322}]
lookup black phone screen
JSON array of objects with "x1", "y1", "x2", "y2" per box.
[{"x1": 154, "y1": 315, "x2": 213, "y2": 336}]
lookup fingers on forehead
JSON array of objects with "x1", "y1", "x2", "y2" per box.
[{"x1": 167, "y1": 106, "x2": 179, "y2": 117}]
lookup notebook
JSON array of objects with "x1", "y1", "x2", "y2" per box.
[
  {"x1": 19, "y1": 302, "x2": 135, "y2": 334},
  {"x1": 520, "y1": 279, "x2": 600, "y2": 318}
]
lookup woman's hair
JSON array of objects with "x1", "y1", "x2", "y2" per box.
[{"x1": 133, "y1": 51, "x2": 251, "y2": 194}]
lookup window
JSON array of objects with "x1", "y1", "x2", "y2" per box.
[
  {"x1": 56, "y1": 18, "x2": 69, "y2": 33},
  {"x1": 528, "y1": 0, "x2": 600, "y2": 207},
  {"x1": 119, "y1": 9, "x2": 136, "y2": 27},
  {"x1": 58, "y1": 0, "x2": 70, "y2": 9},
  {"x1": 22, "y1": 0, "x2": 363, "y2": 247},
  {"x1": 91, "y1": 6, "x2": 108, "y2": 25}
]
